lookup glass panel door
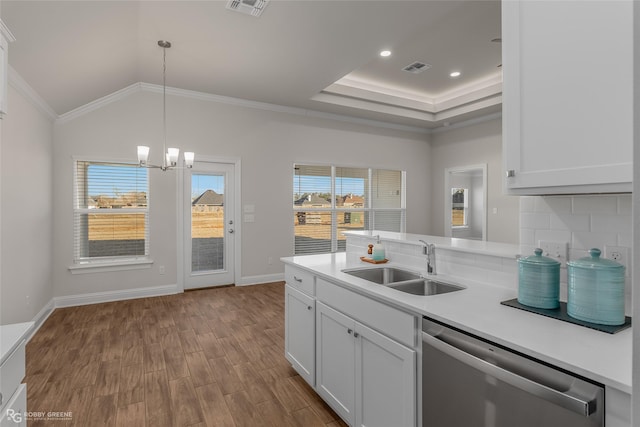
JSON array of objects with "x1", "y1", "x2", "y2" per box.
[{"x1": 184, "y1": 162, "x2": 235, "y2": 289}]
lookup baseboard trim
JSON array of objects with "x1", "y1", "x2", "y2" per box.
[
  {"x1": 53, "y1": 284, "x2": 181, "y2": 308},
  {"x1": 26, "y1": 299, "x2": 56, "y2": 341},
  {"x1": 26, "y1": 278, "x2": 280, "y2": 341},
  {"x1": 236, "y1": 273, "x2": 285, "y2": 286}
]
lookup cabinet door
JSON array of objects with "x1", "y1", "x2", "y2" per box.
[
  {"x1": 316, "y1": 302, "x2": 356, "y2": 426},
  {"x1": 284, "y1": 284, "x2": 315, "y2": 386},
  {"x1": 355, "y1": 322, "x2": 416, "y2": 427},
  {"x1": 502, "y1": 0, "x2": 632, "y2": 194}
]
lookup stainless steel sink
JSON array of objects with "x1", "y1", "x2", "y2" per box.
[
  {"x1": 342, "y1": 266, "x2": 464, "y2": 296},
  {"x1": 342, "y1": 267, "x2": 421, "y2": 284},
  {"x1": 388, "y1": 279, "x2": 464, "y2": 296}
]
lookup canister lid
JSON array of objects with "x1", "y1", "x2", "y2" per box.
[
  {"x1": 567, "y1": 248, "x2": 624, "y2": 269},
  {"x1": 518, "y1": 248, "x2": 560, "y2": 266},
  {"x1": 518, "y1": 248, "x2": 561, "y2": 266}
]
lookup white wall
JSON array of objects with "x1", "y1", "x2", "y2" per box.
[
  {"x1": 52, "y1": 89, "x2": 431, "y2": 297},
  {"x1": 429, "y1": 117, "x2": 519, "y2": 244},
  {"x1": 1, "y1": 84, "x2": 54, "y2": 323}
]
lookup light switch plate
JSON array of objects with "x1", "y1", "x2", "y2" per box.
[{"x1": 538, "y1": 240, "x2": 569, "y2": 268}]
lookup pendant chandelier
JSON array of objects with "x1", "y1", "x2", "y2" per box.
[{"x1": 137, "y1": 40, "x2": 194, "y2": 171}]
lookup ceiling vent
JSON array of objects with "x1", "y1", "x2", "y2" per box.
[
  {"x1": 402, "y1": 62, "x2": 432, "y2": 74},
  {"x1": 226, "y1": 0, "x2": 269, "y2": 17}
]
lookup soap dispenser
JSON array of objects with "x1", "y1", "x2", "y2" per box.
[{"x1": 372, "y1": 236, "x2": 386, "y2": 261}]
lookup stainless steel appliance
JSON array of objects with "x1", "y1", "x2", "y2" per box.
[{"x1": 421, "y1": 318, "x2": 604, "y2": 427}]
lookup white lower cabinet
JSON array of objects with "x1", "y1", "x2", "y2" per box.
[
  {"x1": 316, "y1": 301, "x2": 416, "y2": 427},
  {"x1": 316, "y1": 302, "x2": 357, "y2": 425},
  {"x1": 284, "y1": 284, "x2": 315, "y2": 386},
  {"x1": 0, "y1": 384, "x2": 26, "y2": 427}
]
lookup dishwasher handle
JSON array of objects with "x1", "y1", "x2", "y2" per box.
[{"x1": 421, "y1": 331, "x2": 598, "y2": 417}]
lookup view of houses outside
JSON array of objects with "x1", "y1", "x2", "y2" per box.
[
  {"x1": 293, "y1": 164, "x2": 405, "y2": 255},
  {"x1": 79, "y1": 163, "x2": 227, "y2": 265},
  {"x1": 76, "y1": 162, "x2": 149, "y2": 259},
  {"x1": 293, "y1": 193, "x2": 366, "y2": 253},
  {"x1": 191, "y1": 185, "x2": 225, "y2": 272}
]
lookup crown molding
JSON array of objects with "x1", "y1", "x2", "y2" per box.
[
  {"x1": 140, "y1": 83, "x2": 430, "y2": 134},
  {"x1": 55, "y1": 81, "x2": 429, "y2": 134},
  {"x1": 430, "y1": 111, "x2": 502, "y2": 134},
  {"x1": 56, "y1": 83, "x2": 142, "y2": 124},
  {"x1": 317, "y1": 73, "x2": 503, "y2": 129},
  {"x1": 8, "y1": 66, "x2": 57, "y2": 121}
]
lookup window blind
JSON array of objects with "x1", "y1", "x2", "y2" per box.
[
  {"x1": 73, "y1": 161, "x2": 149, "y2": 263},
  {"x1": 293, "y1": 164, "x2": 405, "y2": 255}
]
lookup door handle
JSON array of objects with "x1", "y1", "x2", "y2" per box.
[
  {"x1": 228, "y1": 229, "x2": 235, "y2": 234},
  {"x1": 421, "y1": 331, "x2": 597, "y2": 417}
]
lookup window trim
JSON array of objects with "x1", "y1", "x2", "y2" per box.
[{"x1": 70, "y1": 157, "x2": 151, "y2": 270}]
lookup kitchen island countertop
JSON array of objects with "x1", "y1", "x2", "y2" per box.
[{"x1": 282, "y1": 251, "x2": 632, "y2": 394}]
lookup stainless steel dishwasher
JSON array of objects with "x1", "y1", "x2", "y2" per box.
[{"x1": 422, "y1": 318, "x2": 604, "y2": 427}]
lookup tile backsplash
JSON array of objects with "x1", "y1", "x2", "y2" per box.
[
  {"x1": 520, "y1": 194, "x2": 632, "y2": 311},
  {"x1": 519, "y1": 194, "x2": 632, "y2": 260}
]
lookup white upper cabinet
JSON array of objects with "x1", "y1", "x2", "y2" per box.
[{"x1": 502, "y1": 0, "x2": 633, "y2": 194}]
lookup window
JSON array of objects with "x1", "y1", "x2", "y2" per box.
[
  {"x1": 293, "y1": 164, "x2": 405, "y2": 255},
  {"x1": 73, "y1": 160, "x2": 149, "y2": 264},
  {"x1": 451, "y1": 188, "x2": 468, "y2": 227}
]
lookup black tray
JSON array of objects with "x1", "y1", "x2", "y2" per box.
[{"x1": 501, "y1": 298, "x2": 631, "y2": 334}]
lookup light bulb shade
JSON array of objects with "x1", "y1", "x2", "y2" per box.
[
  {"x1": 137, "y1": 146, "x2": 150, "y2": 165},
  {"x1": 184, "y1": 152, "x2": 195, "y2": 168},
  {"x1": 167, "y1": 147, "x2": 179, "y2": 166}
]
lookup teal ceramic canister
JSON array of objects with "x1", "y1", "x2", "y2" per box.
[
  {"x1": 567, "y1": 248, "x2": 625, "y2": 326},
  {"x1": 517, "y1": 248, "x2": 561, "y2": 309}
]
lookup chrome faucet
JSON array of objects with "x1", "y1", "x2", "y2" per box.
[{"x1": 419, "y1": 240, "x2": 436, "y2": 275}]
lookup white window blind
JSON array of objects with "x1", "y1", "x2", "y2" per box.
[
  {"x1": 293, "y1": 164, "x2": 406, "y2": 255},
  {"x1": 73, "y1": 161, "x2": 149, "y2": 264}
]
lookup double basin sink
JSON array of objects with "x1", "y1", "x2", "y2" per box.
[{"x1": 342, "y1": 266, "x2": 464, "y2": 296}]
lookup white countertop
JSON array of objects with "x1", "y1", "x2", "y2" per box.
[
  {"x1": 282, "y1": 252, "x2": 632, "y2": 394},
  {"x1": 1, "y1": 322, "x2": 33, "y2": 365},
  {"x1": 343, "y1": 230, "x2": 524, "y2": 258}
]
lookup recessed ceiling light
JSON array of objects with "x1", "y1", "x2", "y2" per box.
[
  {"x1": 380, "y1": 50, "x2": 391, "y2": 57},
  {"x1": 450, "y1": 71, "x2": 461, "y2": 78}
]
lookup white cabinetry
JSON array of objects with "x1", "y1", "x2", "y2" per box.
[
  {"x1": 316, "y1": 302, "x2": 356, "y2": 424},
  {"x1": 315, "y1": 279, "x2": 416, "y2": 427},
  {"x1": 285, "y1": 284, "x2": 315, "y2": 386},
  {"x1": 284, "y1": 266, "x2": 316, "y2": 386},
  {"x1": 502, "y1": 0, "x2": 633, "y2": 194},
  {"x1": 0, "y1": 384, "x2": 26, "y2": 427},
  {"x1": 0, "y1": 323, "x2": 32, "y2": 427}
]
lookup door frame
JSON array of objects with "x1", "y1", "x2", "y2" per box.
[
  {"x1": 177, "y1": 155, "x2": 241, "y2": 292},
  {"x1": 443, "y1": 163, "x2": 487, "y2": 241}
]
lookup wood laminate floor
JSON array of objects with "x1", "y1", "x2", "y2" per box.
[{"x1": 25, "y1": 282, "x2": 347, "y2": 427}]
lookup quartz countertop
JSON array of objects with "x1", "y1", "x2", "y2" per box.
[
  {"x1": 343, "y1": 230, "x2": 524, "y2": 258},
  {"x1": 281, "y1": 252, "x2": 632, "y2": 394},
  {"x1": 1, "y1": 322, "x2": 33, "y2": 365}
]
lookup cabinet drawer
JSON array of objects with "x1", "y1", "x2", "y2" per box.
[
  {"x1": 0, "y1": 340, "x2": 25, "y2": 412},
  {"x1": 285, "y1": 265, "x2": 315, "y2": 296},
  {"x1": 0, "y1": 384, "x2": 26, "y2": 427},
  {"x1": 316, "y1": 278, "x2": 416, "y2": 347}
]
